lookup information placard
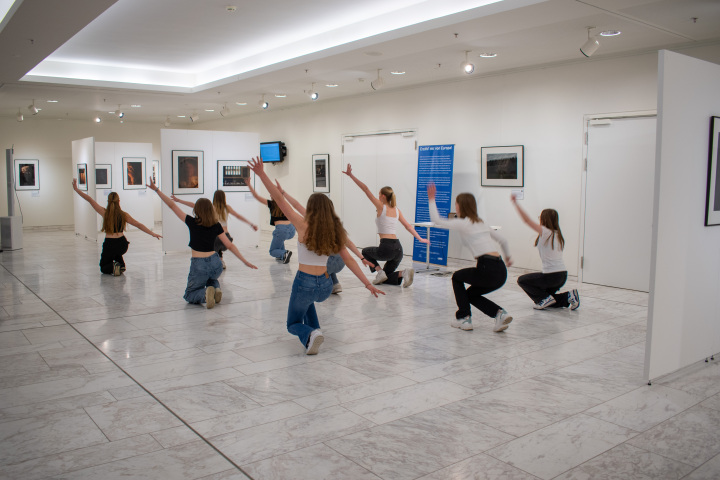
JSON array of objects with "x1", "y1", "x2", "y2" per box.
[{"x1": 413, "y1": 144, "x2": 454, "y2": 265}]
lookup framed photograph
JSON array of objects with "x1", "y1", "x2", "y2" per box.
[
  {"x1": 14, "y1": 159, "x2": 39, "y2": 191},
  {"x1": 705, "y1": 116, "x2": 720, "y2": 226},
  {"x1": 123, "y1": 157, "x2": 146, "y2": 190},
  {"x1": 481, "y1": 145, "x2": 524, "y2": 187},
  {"x1": 76, "y1": 163, "x2": 88, "y2": 191},
  {"x1": 95, "y1": 164, "x2": 112, "y2": 189},
  {"x1": 217, "y1": 160, "x2": 252, "y2": 192},
  {"x1": 312, "y1": 154, "x2": 329, "y2": 193},
  {"x1": 151, "y1": 160, "x2": 160, "y2": 187},
  {"x1": 172, "y1": 150, "x2": 203, "y2": 194}
]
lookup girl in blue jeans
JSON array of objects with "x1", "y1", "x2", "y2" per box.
[
  {"x1": 247, "y1": 180, "x2": 295, "y2": 263},
  {"x1": 147, "y1": 180, "x2": 257, "y2": 308},
  {"x1": 249, "y1": 158, "x2": 384, "y2": 354}
]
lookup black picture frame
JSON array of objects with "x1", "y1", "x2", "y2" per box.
[
  {"x1": 705, "y1": 116, "x2": 720, "y2": 226},
  {"x1": 76, "y1": 163, "x2": 88, "y2": 191}
]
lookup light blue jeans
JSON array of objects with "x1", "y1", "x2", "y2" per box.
[
  {"x1": 183, "y1": 254, "x2": 223, "y2": 304},
  {"x1": 269, "y1": 224, "x2": 296, "y2": 259},
  {"x1": 287, "y1": 270, "x2": 333, "y2": 346},
  {"x1": 327, "y1": 254, "x2": 345, "y2": 285}
]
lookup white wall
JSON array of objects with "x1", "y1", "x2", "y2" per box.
[
  {"x1": 71, "y1": 137, "x2": 97, "y2": 240},
  {"x1": 645, "y1": 50, "x2": 720, "y2": 381}
]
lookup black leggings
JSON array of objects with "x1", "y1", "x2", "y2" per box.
[
  {"x1": 451, "y1": 255, "x2": 507, "y2": 319},
  {"x1": 517, "y1": 271, "x2": 569, "y2": 308},
  {"x1": 99, "y1": 236, "x2": 129, "y2": 274},
  {"x1": 362, "y1": 238, "x2": 403, "y2": 285}
]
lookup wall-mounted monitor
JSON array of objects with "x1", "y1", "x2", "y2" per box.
[{"x1": 260, "y1": 141, "x2": 286, "y2": 163}]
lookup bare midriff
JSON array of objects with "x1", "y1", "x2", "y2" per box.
[
  {"x1": 104, "y1": 233, "x2": 124, "y2": 239},
  {"x1": 274, "y1": 220, "x2": 291, "y2": 225},
  {"x1": 298, "y1": 264, "x2": 328, "y2": 275},
  {"x1": 378, "y1": 233, "x2": 397, "y2": 239},
  {"x1": 191, "y1": 250, "x2": 216, "y2": 258}
]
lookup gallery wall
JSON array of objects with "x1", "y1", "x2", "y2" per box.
[{"x1": 71, "y1": 137, "x2": 97, "y2": 240}]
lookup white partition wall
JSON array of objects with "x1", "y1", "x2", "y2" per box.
[
  {"x1": 159, "y1": 129, "x2": 260, "y2": 253},
  {"x1": 646, "y1": 50, "x2": 720, "y2": 381},
  {"x1": 71, "y1": 137, "x2": 97, "y2": 241}
]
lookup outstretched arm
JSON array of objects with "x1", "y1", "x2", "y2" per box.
[
  {"x1": 342, "y1": 164, "x2": 383, "y2": 211},
  {"x1": 339, "y1": 248, "x2": 385, "y2": 297},
  {"x1": 218, "y1": 233, "x2": 257, "y2": 269},
  {"x1": 170, "y1": 195, "x2": 195, "y2": 209},
  {"x1": 511, "y1": 194, "x2": 542, "y2": 234},
  {"x1": 226, "y1": 205, "x2": 258, "y2": 231},
  {"x1": 72, "y1": 179, "x2": 105, "y2": 216},
  {"x1": 275, "y1": 180, "x2": 305, "y2": 215},
  {"x1": 399, "y1": 210, "x2": 430, "y2": 244},
  {"x1": 248, "y1": 158, "x2": 306, "y2": 234},
  {"x1": 125, "y1": 214, "x2": 162, "y2": 239},
  {"x1": 246, "y1": 180, "x2": 269, "y2": 205},
  {"x1": 344, "y1": 237, "x2": 374, "y2": 269},
  {"x1": 147, "y1": 179, "x2": 186, "y2": 221}
]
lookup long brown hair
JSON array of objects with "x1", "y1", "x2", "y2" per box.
[
  {"x1": 535, "y1": 209, "x2": 565, "y2": 250},
  {"x1": 269, "y1": 199, "x2": 284, "y2": 218},
  {"x1": 303, "y1": 193, "x2": 347, "y2": 256},
  {"x1": 380, "y1": 186, "x2": 396, "y2": 207},
  {"x1": 102, "y1": 192, "x2": 126, "y2": 234},
  {"x1": 455, "y1": 193, "x2": 482, "y2": 223},
  {"x1": 213, "y1": 190, "x2": 228, "y2": 222},
  {"x1": 194, "y1": 198, "x2": 218, "y2": 227}
]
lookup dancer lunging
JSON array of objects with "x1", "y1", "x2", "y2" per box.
[
  {"x1": 428, "y1": 183, "x2": 513, "y2": 332},
  {"x1": 342, "y1": 164, "x2": 429, "y2": 286},
  {"x1": 247, "y1": 180, "x2": 295, "y2": 263},
  {"x1": 249, "y1": 158, "x2": 384, "y2": 355},
  {"x1": 72, "y1": 179, "x2": 161, "y2": 276},
  {"x1": 511, "y1": 194, "x2": 579, "y2": 310}
]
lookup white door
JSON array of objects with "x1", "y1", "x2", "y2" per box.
[
  {"x1": 583, "y1": 116, "x2": 656, "y2": 291},
  {"x1": 342, "y1": 133, "x2": 417, "y2": 253}
]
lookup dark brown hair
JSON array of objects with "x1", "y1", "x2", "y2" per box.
[
  {"x1": 535, "y1": 209, "x2": 565, "y2": 250},
  {"x1": 194, "y1": 198, "x2": 218, "y2": 227},
  {"x1": 455, "y1": 193, "x2": 482, "y2": 223},
  {"x1": 303, "y1": 193, "x2": 347, "y2": 256},
  {"x1": 102, "y1": 192, "x2": 127, "y2": 234},
  {"x1": 269, "y1": 199, "x2": 284, "y2": 218},
  {"x1": 213, "y1": 190, "x2": 228, "y2": 222}
]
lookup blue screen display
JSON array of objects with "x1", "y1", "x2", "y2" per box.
[{"x1": 260, "y1": 142, "x2": 282, "y2": 162}]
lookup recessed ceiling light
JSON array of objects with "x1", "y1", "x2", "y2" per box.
[
  {"x1": 205, "y1": 109, "x2": 215, "y2": 112},
  {"x1": 325, "y1": 84, "x2": 338, "y2": 87},
  {"x1": 235, "y1": 102, "x2": 247, "y2": 106},
  {"x1": 108, "y1": 111, "x2": 115, "y2": 114},
  {"x1": 47, "y1": 100, "x2": 58, "y2": 103},
  {"x1": 177, "y1": 115, "x2": 186, "y2": 118},
  {"x1": 274, "y1": 94, "x2": 287, "y2": 98},
  {"x1": 130, "y1": 104, "x2": 142, "y2": 107},
  {"x1": 364, "y1": 51, "x2": 383, "y2": 57},
  {"x1": 478, "y1": 52, "x2": 497, "y2": 58},
  {"x1": 390, "y1": 71, "x2": 405, "y2": 75},
  {"x1": 599, "y1": 30, "x2": 621, "y2": 36}
]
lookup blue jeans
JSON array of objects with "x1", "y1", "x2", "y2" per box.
[
  {"x1": 184, "y1": 254, "x2": 223, "y2": 304},
  {"x1": 326, "y1": 254, "x2": 345, "y2": 285},
  {"x1": 270, "y1": 224, "x2": 296, "y2": 258},
  {"x1": 287, "y1": 271, "x2": 333, "y2": 346}
]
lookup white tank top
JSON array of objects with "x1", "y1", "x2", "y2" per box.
[
  {"x1": 297, "y1": 240, "x2": 329, "y2": 266},
  {"x1": 375, "y1": 205, "x2": 399, "y2": 234}
]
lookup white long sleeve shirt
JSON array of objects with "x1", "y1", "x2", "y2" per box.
[{"x1": 429, "y1": 200, "x2": 510, "y2": 259}]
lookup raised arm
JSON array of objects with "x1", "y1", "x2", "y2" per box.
[
  {"x1": 345, "y1": 237, "x2": 375, "y2": 269},
  {"x1": 147, "y1": 179, "x2": 186, "y2": 221},
  {"x1": 72, "y1": 179, "x2": 105, "y2": 216},
  {"x1": 125, "y1": 214, "x2": 162, "y2": 239},
  {"x1": 170, "y1": 195, "x2": 195, "y2": 209},
  {"x1": 275, "y1": 180, "x2": 305, "y2": 215},
  {"x1": 398, "y1": 209, "x2": 430, "y2": 244},
  {"x1": 218, "y1": 232, "x2": 258, "y2": 269},
  {"x1": 226, "y1": 205, "x2": 258, "y2": 231},
  {"x1": 245, "y1": 179, "x2": 269, "y2": 205},
  {"x1": 511, "y1": 194, "x2": 542, "y2": 234},
  {"x1": 338, "y1": 248, "x2": 385, "y2": 297},
  {"x1": 342, "y1": 164, "x2": 383, "y2": 210},
  {"x1": 248, "y1": 158, "x2": 306, "y2": 234}
]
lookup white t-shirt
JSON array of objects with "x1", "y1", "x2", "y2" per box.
[{"x1": 537, "y1": 226, "x2": 566, "y2": 273}]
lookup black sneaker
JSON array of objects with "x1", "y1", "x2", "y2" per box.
[{"x1": 282, "y1": 251, "x2": 292, "y2": 264}]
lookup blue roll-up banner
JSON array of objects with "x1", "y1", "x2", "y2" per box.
[{"x1": 413, "y1": 144, "x2": 454, "y2": 265}]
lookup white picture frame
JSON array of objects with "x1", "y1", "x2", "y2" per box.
[
  {"x1": 312, "y1": 154, "x2": 329, "y2": 193},
  {"x1": 95, "y1": 164, "x2": 112, "y2": 189},
  {"x1": 217, "y1": 160, "x2": 253, "y2": 192},
  {"x1": 172, "y1": 150, "x2": 204, "y2": 195},
  {"x1": 76, "y1": 163, "x2": 88, "y2": 191},
  {"x1": 481, "y1": 145, "x2": 524, "y2": 187},
  {"x1": 14, "y1": 159, "x2": 39, "y2": 191},
  {"x1": 123, "y1": 157, "x2": 146, "y2": 190}
]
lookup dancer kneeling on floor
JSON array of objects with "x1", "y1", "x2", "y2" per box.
[
  {"x1": 511, "y1": 194, "x2": 579, "y2": 310},
  {"x1": 249, "y1": 158, "x2": 385, "y2": 355},
  {"x1": 147, "y1": 180, "x2": 257, "y2": 308},
  {"x1": 72, "y1": 179, "x2": 161, "y2": 276},
  {"x1": 171, "y1": 190, "x2": 258, "y2": 269},
  {"x1": 428, "y1": 183, "x2": 513, "y2": 332},
  {"x1": 247, "y1": 180, "x2": 294, "y2": 263},
  {"x1": 342, "y1": 164, "x2": 430, "y2": 287}
]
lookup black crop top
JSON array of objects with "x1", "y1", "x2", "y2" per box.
[
  {"x1": 267, "y1": 200, "x2": 289, "y2": 226},
  {"x1": 185, "y1": 215, "x2": 224, "y2": 252}
]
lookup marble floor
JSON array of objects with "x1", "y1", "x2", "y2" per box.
[{"x1": 1, "y1": 228, "x2": 719, "y2": 480}]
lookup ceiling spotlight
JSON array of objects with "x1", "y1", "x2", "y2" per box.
[
  {"x1": 95, "y1": 116, "x2": 102, "y2": 123},
  {"x1": 580, "y1": 28, "x2": 600, "y2": 57},
  {"x1": 461, "y1": 51, "x2": 475, "y2": 74},
  {"x1": 164, "y1": 116, "x2": 171, "y2": 127},
  {"x1": 259, "y1": 95, "x2": 268, "y2": 109},
  {"x1": 115, "y1": 105, "x2": 124, "y2": 118},
  {"x1": 190, "y1": 113, "x2": 199, "y2": 122},
  {"x1": 28, "y1": 100, "x2": 39, "y2": 115},
  {"x1": 16, "y1": 109, "x2": 23, "y2": 122},
  {"x1": 220, "y1": 103, "x2": 230, "y2": 117},
  {"x1": 371, "y1": 69, "x2": 384, "y2": 90},
  {"x1": 308, "y1": 83, "x2": 319, "y2": 101}
]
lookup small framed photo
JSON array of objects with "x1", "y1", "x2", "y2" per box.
[
  {"x1": 705, "y1": 116, "x2": 720, "y2": 226},
  {"x1": 217, "y1": 160, "x2": 252, "y2": 192},
  {"x1": 172, "y1": 150, "x2": 204, "y2": 194},
  {"x1": 151, "y1": 160, "x2": 160, "y2": 187},
  {"x1": 14, "y1": 159, "x2": 39, "y2": 191},
  {"x1": 312, "y1": 154, "x2": 329, "y2": 193},
  {"x1": 481, "y1": 145, "x2": 524, "y2": 187},
  {"x1": 76, "y1": 163, "x2": 88, "y2": 191},
  {"x1": 123, "y1": 157, "x2": 146, "y2": 190},
  {"x1": 95, "y1": 164, "x2": 112, "y2": 189}
]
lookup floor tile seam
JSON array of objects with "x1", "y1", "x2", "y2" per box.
[
  {"x1": 0, "y1": 263, "x2": 257, "y2": 480},
  {"x1": 320, "y1": 440, "x2": 385, "y2": 479},
  {"x1": 680, "y1": 452, "x2": 719, "y2": 478},
  {"x1": 528, "y1": 375, "x2": 639, "y2": 403}
]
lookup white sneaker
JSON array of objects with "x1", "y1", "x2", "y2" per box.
[
  {"x1": 460, "y1": 317, "x2": 473, "y2": 331},
  {"x1": 221, "y1": 258, "x2": 226, "y2": 269},
  {"x1": 214, "y1": 288, "x2": 222, "y2": 304},
  {"x1": 205, "y1": 286, "x2": 216, "y2": 309},
  {"x1": 568, "y1": 289, "x2": 580, "y2": 310},
  {"x1": 332, "y1": 283, "x2": 342, "y2": 294},
  {"x1": 306, "y1": 329, "x2": 324, "y2": 355},
  {"x1": 493, "y1": 309, "x2": 512, "y2": 332},
  {"x1": 112, "y1": 261, "x2": 121, "y2": 276},
  {"x1": 534, "y1": 296, "x2": 557, "y2": 310},
  {"x1": 402, "y1": 268, "x2": 414, "y2": 287},
  {"x1": 450, "y1": 316, "x2": 467, "y2": 328},
  {"x1": 372, "y1": 270, "x2": 388, "y2": 285}
]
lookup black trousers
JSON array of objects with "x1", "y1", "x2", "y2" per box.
[
  {"x1": 213, "y1": 232, "x2": 233, "y2": 257},
  {"x1": 99, "y1": 236, "x2": 129, "y2": 274},
  {"x1": 452, "y1": 255, "x2": 507, "y2": 319},
  {"x1": 517, "y1": 271, "x2": 569, "y2": 308},
  {"x1": 362, "y1": 238, "x2": 403, "y2": 285}
]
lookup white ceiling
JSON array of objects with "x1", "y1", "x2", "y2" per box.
[{"x1": 1, "y1": 0, "x2": 719, "y2": 125}]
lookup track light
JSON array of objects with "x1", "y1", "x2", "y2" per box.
[
  {"x1": 190, "y1": 113, "x2": 199, "y2": 122},
  {"x1": 371, "y1": 69, "x2": 384, "y2": 90},
  {"x1": 580, "y1": 28, "x2": 600, "y2": 57},
  {"x1": 308, "y1": 83, "x2": 319, "y2": 101},
  {"x1": 28, "y1": 100, "x2": 39, "y2": 115},
  {"x1": 461, "y1": 51, "x2": 475, "y2": 74},
  {"x1": 259, "y1": 95, "x2": 268, "y2": 109},
  {"x1": 114, "y1": 105, "x2": 124, "y2": 118},
  {"x1": 16, "y1": 109, "x2": 23, "y2": 122},
  {"x1": 220, "y1": 103, "x2": 230, "y2": 117},
  {"x1": 164, "y1": 116, "x2": 171, "y2": 127},
  {"x1": 95, "y1": 116, "x2": 102, "y2": 123}
]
